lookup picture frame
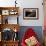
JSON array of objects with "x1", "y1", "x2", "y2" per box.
[
  {"x1": 9, "y1": 10, "x2": 18, "y2": 15},
  {"x1": 23, "y1": 8, "x2": 39, "y2": 20},
  {"x1": 2, "y1": 10, "x2": 9, "y2": 15}
]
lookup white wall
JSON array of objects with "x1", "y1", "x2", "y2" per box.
[
  {"x1": 0, "y1": 0, "x2": 44, "y2": 26},
  {"x1": 18, "y1": 0, "x2": 44, "y2": 26}
]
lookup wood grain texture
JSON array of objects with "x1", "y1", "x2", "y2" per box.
[{"x1": 0, "y1": 24, "x2": 20, "y2": 32}]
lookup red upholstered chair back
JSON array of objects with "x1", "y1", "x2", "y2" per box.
[{"x1": 21, "y1": 28, "x2": 41, "y2": 46}]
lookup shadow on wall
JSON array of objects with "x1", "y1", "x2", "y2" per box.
[{"x1": 18, "y1": 26, "x2": 43, "y2": 44}]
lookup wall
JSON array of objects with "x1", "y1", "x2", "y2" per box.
[
  {"x1": 0, "y1": 0, "x2": 44, "y2": 26},
  {"x1": 0, "y1": 0, "x2": 44, "y2": 45},
  {"x1": 18, "y1": 0, "x2": 44, "y2": 26},
  {"x1": 44, "y1": 0, "x2": 46, "y2": 27},
  {"x1": 43, "y1": 0, "x2": 46, "y2": 46}
]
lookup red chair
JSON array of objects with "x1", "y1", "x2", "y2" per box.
[{"x1": 21, "y1": 28, "x2": 41, "y2": 46}]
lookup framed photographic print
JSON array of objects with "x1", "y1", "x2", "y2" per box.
[
  {"x1": 2, "y1": 10, "x2": 9, "y2": 15},
  {"x1": 9, "y1": 9, "x2": 18, "y2": 15},
  {"x1": 23, "y1": 8, "x2": 39, "y2": 20}
]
